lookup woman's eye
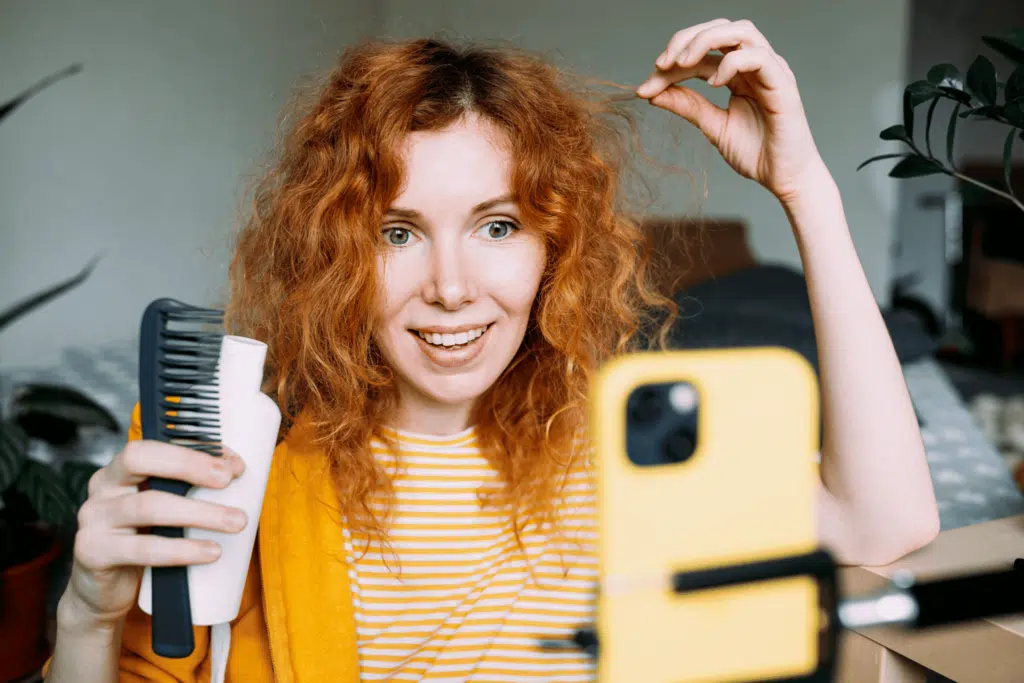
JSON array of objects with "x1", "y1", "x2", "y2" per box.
[
  {"x1": 383, "y1": 227, "x2": 412, "y2": 246},
  {"x1": 480, "y1": 220, "x2": 518, "y2": 240}
]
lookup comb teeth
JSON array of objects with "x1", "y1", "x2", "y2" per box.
[
  {"x1": 159, "y1": 400, "x2": 219, "y2": 414},
  {"x1": 139, "y1": 298, "x2": 227, "y2": 457}
]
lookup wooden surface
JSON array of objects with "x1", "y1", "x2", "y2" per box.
[
  {"x1": 641, "y1": 217, "x2": 755, "y2": 297},
  {"x1": 837, "y1": 630, "x2": 928, "y2": 683},
  {"x1": 839, "y1": 514, "x2": 1024, "y2": 683}
]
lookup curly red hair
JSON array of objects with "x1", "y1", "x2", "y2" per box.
[{"x1": 226, "y1": 37, "x2": 676, "y2": 539}]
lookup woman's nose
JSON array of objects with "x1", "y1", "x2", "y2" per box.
[{"x1": 422, "y1": 241, "x2": 476, "y2": 310}]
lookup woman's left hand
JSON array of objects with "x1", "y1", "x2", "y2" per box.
[{"x1": 636, "y1": 18, "x2": 825, "y2": 203}]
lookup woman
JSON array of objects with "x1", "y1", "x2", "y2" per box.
[{"x1": 45, "y1": 19, "x2": 939, "y2": 683}]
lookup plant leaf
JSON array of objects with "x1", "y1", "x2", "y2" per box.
[
  {"x1": 889, "y1": 156, "x2": 946, "y2": 178},
  {"x1": 857, "y1": 153, "x2": 912, "y2": 171},
  {"x1": 960, "y1": 104, "x2": 1004, "y2": 119},
  {"x1": 1005, "y1": 129, "x2": 1017, "y2": 192},
  {"x1": 0, "y1": 257, "x2": 98, "y2": 334},
  {"x1": 0, "y1": 422, "x2": 29, "y2": 492},
  {"x1": 938, "y1": 86, "x2": 973, "y2": 105},
  {"x1": 967, "y1": 55, "x2": 998, "y2": 106},
  {"x1": 1008, "y1": 65, "x2": 1024, "y2": 104},
  {"x1": 947, "y1": 103, "x2": 961, "y2": 164},
  {"x1": 927, "y1": 64, "x2": 964, "y2": 91},
  {"x1": 12, "y1": 384, "x2": 120, "y2": 434},
  {"x1": 0, "y1": 64, "x2": 82, "y2": 126},
  {"x1": 906, "y1": 80, "x2": 942, "y2": 107},
  {"x1": 1007, "y1": 99, "x2": 1024, "y2": 127},
  {"x1": 880, "y1": 124, "x2": 912, "y2": 143},
  {"x1": 903, "y1": 89, "x2": 915, "y2": 140},
  {"x1": 925, "y1": 97, "x2": 941, "y2": 157},
  {"x1": 905, "y1": 81, "x2": 942, "y2": 139},
  {"x1": 15, "y1": 459, "x2": 77, "y2": 525},
  {"x1": 983, "y1": 31, "x2": 1024, "y2": 65},
  {"x1": 61, "y1": 461, "x2": 101, "y2": 508}
]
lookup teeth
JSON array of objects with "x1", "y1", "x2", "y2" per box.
[{"x1": 416, "y1": 325, "x2": 489, "y2": 347}]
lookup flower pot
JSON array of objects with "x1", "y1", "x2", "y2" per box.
[{"x1": 0, "y1": 524, "x2": 62, "y2": 682}]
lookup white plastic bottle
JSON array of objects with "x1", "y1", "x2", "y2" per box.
[{"x1": 138, "y1": 335, "x2": 281, "y2": 625}]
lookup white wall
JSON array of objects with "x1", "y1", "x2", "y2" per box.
[
  {"x1": 0, "y1": 0, "x2": 374, "y2": 368},
  {"x1": 1, "y1": 0, "x2": 909, "y2": 368},
  {"x1": 893, "y1": 0, "x2": 1024, "y2": 317},
  {"x1": 381, "y1": 0, "x2": 910, "y2": 305}
]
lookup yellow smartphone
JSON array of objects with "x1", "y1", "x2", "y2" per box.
[{"x1": 590, "y1": 347, "x2": 828, "y2": 683}]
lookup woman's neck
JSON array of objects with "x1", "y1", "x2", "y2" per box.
[{"x1": 390, "y1": 387, "x2": 476, "y2": 436}]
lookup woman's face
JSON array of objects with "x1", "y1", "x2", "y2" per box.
[{"x1": 374, "y1": 114, "x2": 546, "y2": 432}]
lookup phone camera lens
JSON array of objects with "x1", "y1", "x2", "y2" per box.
[
  {"x1": 662, "y1": 426, "x2": 696, "y2": 464},
  {"x1": 628, "y1": 388, "x2": 662, "y2": 425}
]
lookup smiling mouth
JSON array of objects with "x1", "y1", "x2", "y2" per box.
[{"x1": 410, "y1": 324, "x2": 492, "y2": 350}]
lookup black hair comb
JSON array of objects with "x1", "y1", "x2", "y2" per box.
[{"x1": 139, "y1": 298, "x2": 225, "y2": 658}]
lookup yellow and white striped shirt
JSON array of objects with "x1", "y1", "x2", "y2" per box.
[{"x1": 344, "y1": 427, "x2": 597, "y2": 682}]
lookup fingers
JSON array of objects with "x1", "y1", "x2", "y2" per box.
[
  {"x1": 91, "y1": 440, "x2": 245, "y2": 496},
  {"x1": 656, "y1": 18, "x2": 731, "y2": 69},
  {"x1": 649, "y1": 87, "x2": 727, "y2": 146},
  {"x1": 670, "y1": 19, "x2": 772, "y2": 69},
  {"x1": 637, "y1": 53, "x2": 720, "y2": 99},
  {"x1": 74, "y1": 475, "x2": 249, "y2": 572},
  {"x1": 710, "y1": 47, "x2": 795, "y2": 107},
  {"x1": 642, "y1": 19, "x2": 788, "y2": 99},
  {"x1": 75, "y1": 525, "x2": 224, "y2": 570},
  {"x1": 78, "y1": 489, "x2": 248, "y2": 535}
]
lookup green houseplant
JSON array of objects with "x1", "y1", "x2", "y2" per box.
[
  {"x1": 859, "y1": 28, "x2": 1024, "y2": 213},
  {"x1": 0, "y1": 64, "x2": 122, "y2": 681}
]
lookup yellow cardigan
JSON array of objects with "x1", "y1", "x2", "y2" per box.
[{"x1": 45, "y1": 406, "x2": 360, "y2": 682}]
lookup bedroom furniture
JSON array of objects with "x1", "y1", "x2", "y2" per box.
[
  {"x1": 642, "y1": 217, "x2": 754, "y2": 298},
  {"x1": 965, "y1": 214, "x2": 1024, "y2": 369},
  {"x1": 955, "y1": 162, "x2": 1024, "y2": 368}
]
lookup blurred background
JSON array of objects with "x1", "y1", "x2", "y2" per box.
[
  {"x1": 2, "y1": 0, "x2": 912, "y2": 371},
  {"x1": 2, "y1": 1, "x2": 1024, "y2": 681},
  {"x1": 0, "y1": 0, "x2": 1021, "y2": 375}
]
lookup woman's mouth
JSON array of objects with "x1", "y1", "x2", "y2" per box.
[
  {"x1": 413, "y1": 324, "x2": 490, "y2": 349},
  {"x1": 409, "y1": 324, "x2": 493, "y2": 368}
]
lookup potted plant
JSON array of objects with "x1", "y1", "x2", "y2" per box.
[
  {"x1": 0, "y1": 65, "x2": 121, "y2": 682},
  {"x1": 859, "y1": 28, "x2": 1024, "y2": 213},
  {"x1": 861, "y1": 28, "x2": 1024, "y2": 487}
]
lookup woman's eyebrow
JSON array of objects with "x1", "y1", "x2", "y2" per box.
[{"x1": 385, "y1": 194, "x2": 516, "y2": 219}]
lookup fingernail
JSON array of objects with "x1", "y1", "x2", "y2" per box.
[
  {"x1": 226, "y1": 509, "x2": 248, "y2": 530},
  {"x1": 212, "y1": 460, "x2": 232, "y2": 482},
  {"x1": 204, "y1": 542, "x2": 222, "y2": 558},
  {"x1": 656, "y1": 52, "x2": 668, "y2": 67}
]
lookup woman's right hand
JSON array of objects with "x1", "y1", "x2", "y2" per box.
[{"x1": 59, "y1": 441, "x2": 248, "y2": 630}]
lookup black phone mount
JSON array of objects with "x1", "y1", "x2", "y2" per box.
[
  {"x1": 569, "y1": 549, "x2": 840, "y2": 682},
  {"x1": 557, "y1": 552, "x2": 1024, "y2": 683}
]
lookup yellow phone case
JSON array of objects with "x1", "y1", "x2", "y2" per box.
[{"x1": 591, "y1": 347, "x2": 823, "y2": 683}]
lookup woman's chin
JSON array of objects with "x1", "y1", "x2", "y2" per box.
[{"x1": 413, "y1": 373, "x2": 496, "y2": 407}]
